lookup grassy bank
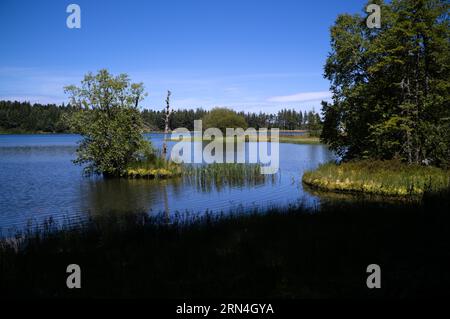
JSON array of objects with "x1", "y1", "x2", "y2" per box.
[
  {"x1": 1, "y1": 193, "x2": 449, "y2": 298},
  {"x1": 278, "y1": 135, "x2": 321, "y2": 145},
  {"x1": 303, "y1": 160, "x2": 450, "y2": 197}
]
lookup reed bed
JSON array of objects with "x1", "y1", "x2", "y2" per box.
[
  {"x1": 183, "y1": 163, "x2": 274, "y2": 192},
  {"x1": 124, "y1": 154, "x2": 276, "y2": 193}
]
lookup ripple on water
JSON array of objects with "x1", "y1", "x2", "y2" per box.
[{"x1": 0, "y1": 134, "x2": 335, "y2": 234}]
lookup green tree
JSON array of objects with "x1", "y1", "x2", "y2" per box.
[
  {"x1": 322, "y1": 0, "x2": 450, "y2": 166},
  {"x1": 306, "y1": 110, "x2": 322, "y2": 137},
  {"x1": 202, "y1": 107, "x2": 248, "y2": 133},
  {"x1": 65, "y1": 69, "x2": 152, "y2": 176}
]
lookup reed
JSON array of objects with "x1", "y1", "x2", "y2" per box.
[
  {"x1": 1, "y1": 193, "x2": 449, "y2": 298},
  {"x1": 182, "y1": 163, "x2": 274, "y2": 192},
  {"x1": 124, "y1": 154, "x2": 276, "y2": 191}
]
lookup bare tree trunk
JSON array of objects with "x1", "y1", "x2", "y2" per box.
[{"x1": 162, "y1": 90, "x2": 172, "y2": 158}]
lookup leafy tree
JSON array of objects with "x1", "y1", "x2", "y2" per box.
[
  {"x1": 64, "y1": 69, "x2": 152, "y2": 176},
  {"x1": 322, "y1": 0, "x2": 450, "y2": 167},
  {"x1": 202, "y1": 107, "x2": 248, "y2": 132},
  {"x1": 306, "y1": 109, "x2": 322, "y2": 137}
]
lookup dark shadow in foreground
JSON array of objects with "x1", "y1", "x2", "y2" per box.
[{"x1": 1, "y1": 189, "x2": 449, "y2": 299}]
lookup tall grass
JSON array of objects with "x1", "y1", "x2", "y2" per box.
[
  {"x1": 1, "y1": 192, "x2": 449, "y2": 298},
  {"x1": 303, "y1": 160, "x2": 450, "y2": 197},
  {"x1": 183, "y1": 163, "x2": 274, "y2": 192},
  {"x1": 125, "y1": 149, "x2": 182, "y2": 179}
]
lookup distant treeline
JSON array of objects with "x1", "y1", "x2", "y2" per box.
[
  {"x1": 0, "y1": 100, "x2": 73, "y2": 133},
  {"x1": 143, "y1": 108, "x2": 321, "y2": 131},
  {"x1": 0, "y1": 100, "x2": 321, "y2": 133}
]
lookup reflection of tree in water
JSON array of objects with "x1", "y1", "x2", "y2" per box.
[
  {"x1": 84, "y1": 177, "x2": 183, "y2": 218},
  {"x1": 83, "y1": 161, "x2": 277, "y2": 220},
  {"x1": 158, "y1": 177, "x2": 186, "y2": 221}
]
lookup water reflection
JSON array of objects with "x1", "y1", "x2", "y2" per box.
[{"x1": 0, "y1": 133, "x2": 336, "y2": 232}]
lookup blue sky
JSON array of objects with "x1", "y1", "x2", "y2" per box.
[{"x1": 0, "y1": 0, "x2": 368, "y2": 113}]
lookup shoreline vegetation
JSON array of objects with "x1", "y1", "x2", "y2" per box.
[
  {"x1": 168, "y1": 133, "x2": 321, "y2": 145},
  {"x1": 303, "y1": 160, "x2": 450, "y2": 198},
  {"x1": 124, "y1": 157, "x2": 268, "y2": 185},
  {"x1": 124, "y1": 160, "x2": 182, "y2": 179},
  {"x1": 1, "y1": 194, "x2": 449, "y2": 298},
  {"x1": 183, "y1": 163, "x2": 270, "y2": 191}
]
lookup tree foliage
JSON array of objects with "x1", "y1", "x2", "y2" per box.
[
  {"x1": 201, "y1": 107, "x2": 248, "y2": 132},
  {"x1": 64, "y1": 69, "x2": 152, "y2": 176},
  {"x1": 322, "y1": 0, "x2": 450, "y2": 167}
]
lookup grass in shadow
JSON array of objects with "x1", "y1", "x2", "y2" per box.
[{"x1": 1, "y1": 189, "x2": 449, "y2": 299}]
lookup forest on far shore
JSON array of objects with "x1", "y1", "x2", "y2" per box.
[{"x1": 0, "y1": 100, "x2": 322, "y2": 134}]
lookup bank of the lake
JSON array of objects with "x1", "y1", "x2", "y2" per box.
[
  {"x1": 278, "y1": 135, "x2": 321, "y2": 145},
  {"x1": 0, "y1": 129, "x2": 66, "y2": 135},
  {"x1": 168, "y1": 134, "x2": 321, "y2": 145},
  {"x1": 0, "y1": 130, "x2": 321, "y2": 145},
  {"x1": 303, "y1": 160, "x2": 450, "y2": 197}
]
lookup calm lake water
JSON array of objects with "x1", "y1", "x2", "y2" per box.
[{"x1": 0, "y1": 133, "x2": 334, "y2": 233}]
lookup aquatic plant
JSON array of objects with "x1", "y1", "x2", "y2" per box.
[{"x1": 182, "y1": 163, "x2": 274, "y2": 192}]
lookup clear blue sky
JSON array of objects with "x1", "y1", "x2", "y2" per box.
[{"x1": 0, "y1": 0, "x2": 368, "y2": 113}]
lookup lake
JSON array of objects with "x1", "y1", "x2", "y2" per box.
[{"x1": 0, "y1": 133, "x2": 334, "y2": 233}]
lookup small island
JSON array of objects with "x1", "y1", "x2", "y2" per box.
[{"x1": 303, "y1": 160, "x2": 450, "y2": 198}]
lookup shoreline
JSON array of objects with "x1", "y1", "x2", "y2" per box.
[
  {"x1": 0, "y1": 131, "x2": 322, "y2": 145},
  {"x1": 167, "y1": 134, "x2": 321, "y2": 145},
  {"x1": 302, "y1": 160, "x2": 450, "y2": 198}
]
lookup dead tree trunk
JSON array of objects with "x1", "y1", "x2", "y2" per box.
[{"x1": 162, "y1": 90, "x2": 172, "y2": 158}]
